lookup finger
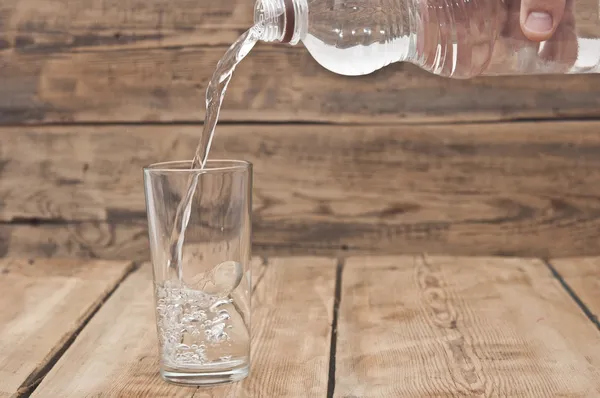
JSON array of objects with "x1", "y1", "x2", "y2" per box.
[
  {"x1": 466, "y1": 0, "x2": 507, "y2": 76},
  {"x1": 538, "y1": 0, "x2": 577, "y2": 71},
  {"x1": 520, "y1": 0, "x2": 566, "y2": 41},
  {"x1": 501, "y1": 0, "x2": 541, "y2": 73},
  {"x1": 451, "y1": 17, "x2": 473, "y2": 78},
  {"x1": 452, "y1": 0, "x2": 494, "y2": 78},
  {"x1": 449, "y1": 0, "x2": 476, "y2": 78},
  {"x1": 482, "y1": 0, "x2": 516, "y2": 74}
]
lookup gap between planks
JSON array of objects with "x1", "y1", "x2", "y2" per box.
[
  {"x1": 30, "y1": 257, "x2": 338, "y2": 398},
  {"x1": 334, "y1": 255, "x2": 600, "y2": 397},
  {"x1": 4, "y1": 117, "x2": 600, "y2": 130},
  {"x1": 20, "y1": 262, "x2": 140, "y2": 398},
  {"x1": 0, "y1": 259, "x2": 137, "y2": 398},
  {"x1": 326, "y1": 258, "x2": 344, "y2": 398},
  {"x1": 544, "y1": 258, "x2": 600, "y2": 332},
  {"x1": 18, "y1": 255, "x2": 600, "y2": 397}
]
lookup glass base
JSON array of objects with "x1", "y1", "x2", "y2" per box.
[{"x1": 161, "y1": 364, "x2": 249, "y2": 386}]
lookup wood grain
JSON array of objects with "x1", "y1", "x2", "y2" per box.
[
  {"x1": 551, "y1": 257, "x2": 600, "y2": 320},
  {"x1": 194, "y1": 257, "x2": 336, "y2": 398},
  {"x1": 3, "y1": 121, "x2": 600, "y2": 258},
  {"x1": 0, "y1": 221, "x2": 150, "y2": 260},
  {"x1": 0, "y1": 0, "x2": 252, "y2": 51},
  {"x1": 0, "y1": 221, "x2": 349, "y2": 261},
  {"x1": 335, "y1": 255, "x2": 600, "y2": 397},
  {"x1": 2, "y1": 44, "x2": 600, "y2": 124},
  {"x1": 32, "y1": 257, "x2": 335, "y2": 397},
  {"x1": 29, "y1": 262, "x2": 198, "y2": 398},
  {"x1": 0, "y1": 258, "x2": 133, "y2": 397}
]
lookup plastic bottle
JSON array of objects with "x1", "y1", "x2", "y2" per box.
[{"x1": 254, "y1": 0, "x2": 600, "y2": 78}]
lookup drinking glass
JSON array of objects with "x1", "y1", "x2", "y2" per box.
[{"x1": 143, "y1": 160, "x2": 252, "y2": 386}]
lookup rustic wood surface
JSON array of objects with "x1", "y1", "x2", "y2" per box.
[
  {"x1": 2, "y1": 45, "x2": 599, "y2": 125},
  {"x1": 2, "y1": 0, "x2": 600, "y2": 261},
  {"x1": 3, "y1": 121, "x2": 600, "y2": 259},
  {"x1": 31, "y1": 257, "x2": 336, "y2": 398},
  {"x1": 4, "y1": 255, "x2": 597, "y2": 397},
  {"x1": 0, "y1": 258, "x2": 133, "y2": 397},
  {"x1": 335, "y1": 256, "x2": 600, "y2": 397},
  {"x1": 2, "y1": 1, "x2": 600, "y2": 260},
  {"x1": 1, "y1": 0, "x2": 600, "y2": 124},
  {"x1": 0, "y1": 221, "x2": 150, "y2": 260},
  {"x1": 551, "y1": 257, "x2": 600, "y2": 326},
  {"x1": 0, "y1": 0, "x2": 253, "y2": 50}
]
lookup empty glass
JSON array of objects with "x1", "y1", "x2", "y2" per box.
[{"x1": 143, "y1": 160, "x2": 252, "y2": 386}]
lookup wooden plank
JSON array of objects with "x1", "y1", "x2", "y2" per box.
[
  {"x1": 0, "y1": 221, "x2": 150, "y2": 260},
  {"x1": 32, "y1": 257, "x2": 335, "y2": 397},
  {"x1": 0, "y1": 0, "x2": 253, "y2": 50},
  {"x1": 3, "y1": 121, "x2": 600, "y2": 258},
  {"x1": 551, "y1": 257, "x2": 600, "y2": 319},
  {"x1": 0, "y1": 221, "x2": 357, "y2": 261},
  {"x1": 335, "y1": 256, "x2": 600, "y2": 397},
  {"x1": 2, "y1": 0, "x2": 600, "y2": 125},
  {"x1": 0, "y1": 258, "x2": 134, "y2": 397},
  {"x1": 1, "y1": 0, "x2": 598, "y2": 53},
  {"x1": 2, "y1": 44, "x2": 600, "y2": 124}
]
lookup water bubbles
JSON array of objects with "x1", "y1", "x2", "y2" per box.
[
  {"x1": 155, "y1": 277, "x2": 237, "y2": 367},
  {"x1": 190, "y1": 328, "x2": 202, "y2": 337},
  {"x1": 206, "y1": 322, "x2": 228, "y2": 343},
  {"x1": 169, "y1": 342, "x2": 208, "y2": 365}
]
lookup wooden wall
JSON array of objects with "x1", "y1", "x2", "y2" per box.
[{"x1": 1, "y1": 0, "x2": 600, "y2": 261}]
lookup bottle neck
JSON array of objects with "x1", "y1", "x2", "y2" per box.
[{"x1": 254, "y1": 0, "x2": 308, "y2": 45}]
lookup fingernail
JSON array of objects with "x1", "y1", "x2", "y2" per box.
[{"x1": 525, "y1": 11, "x2": 553, "y2": 34}]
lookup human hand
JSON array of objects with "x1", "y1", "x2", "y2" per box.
[
  {"x1": 416, "y1": 0, "x2": 578, "y2": 77},
  {"x1": 495, "y1": 0, "x2": 577, "y2": 73}
]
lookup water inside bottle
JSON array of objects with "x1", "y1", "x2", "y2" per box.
[{"x1": 271, "y1": 0, "x2": 600, "y2": 77}]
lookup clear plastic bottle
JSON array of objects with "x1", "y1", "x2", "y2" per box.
[{"x1": 254, "y1": 0, "x2": 600, "y2": 78}]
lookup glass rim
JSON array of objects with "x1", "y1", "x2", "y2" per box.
[{"x1": 143, "y1": 159, "x2": 252, "y2": 173}]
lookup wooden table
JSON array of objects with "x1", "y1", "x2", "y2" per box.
[{"x1": 1, "y1": 256, "x2": 599, "y2": 397}]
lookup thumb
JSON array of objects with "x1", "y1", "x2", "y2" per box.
[{"x1": 520, "y1": 0, "x2": 566, "y2": 41}]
